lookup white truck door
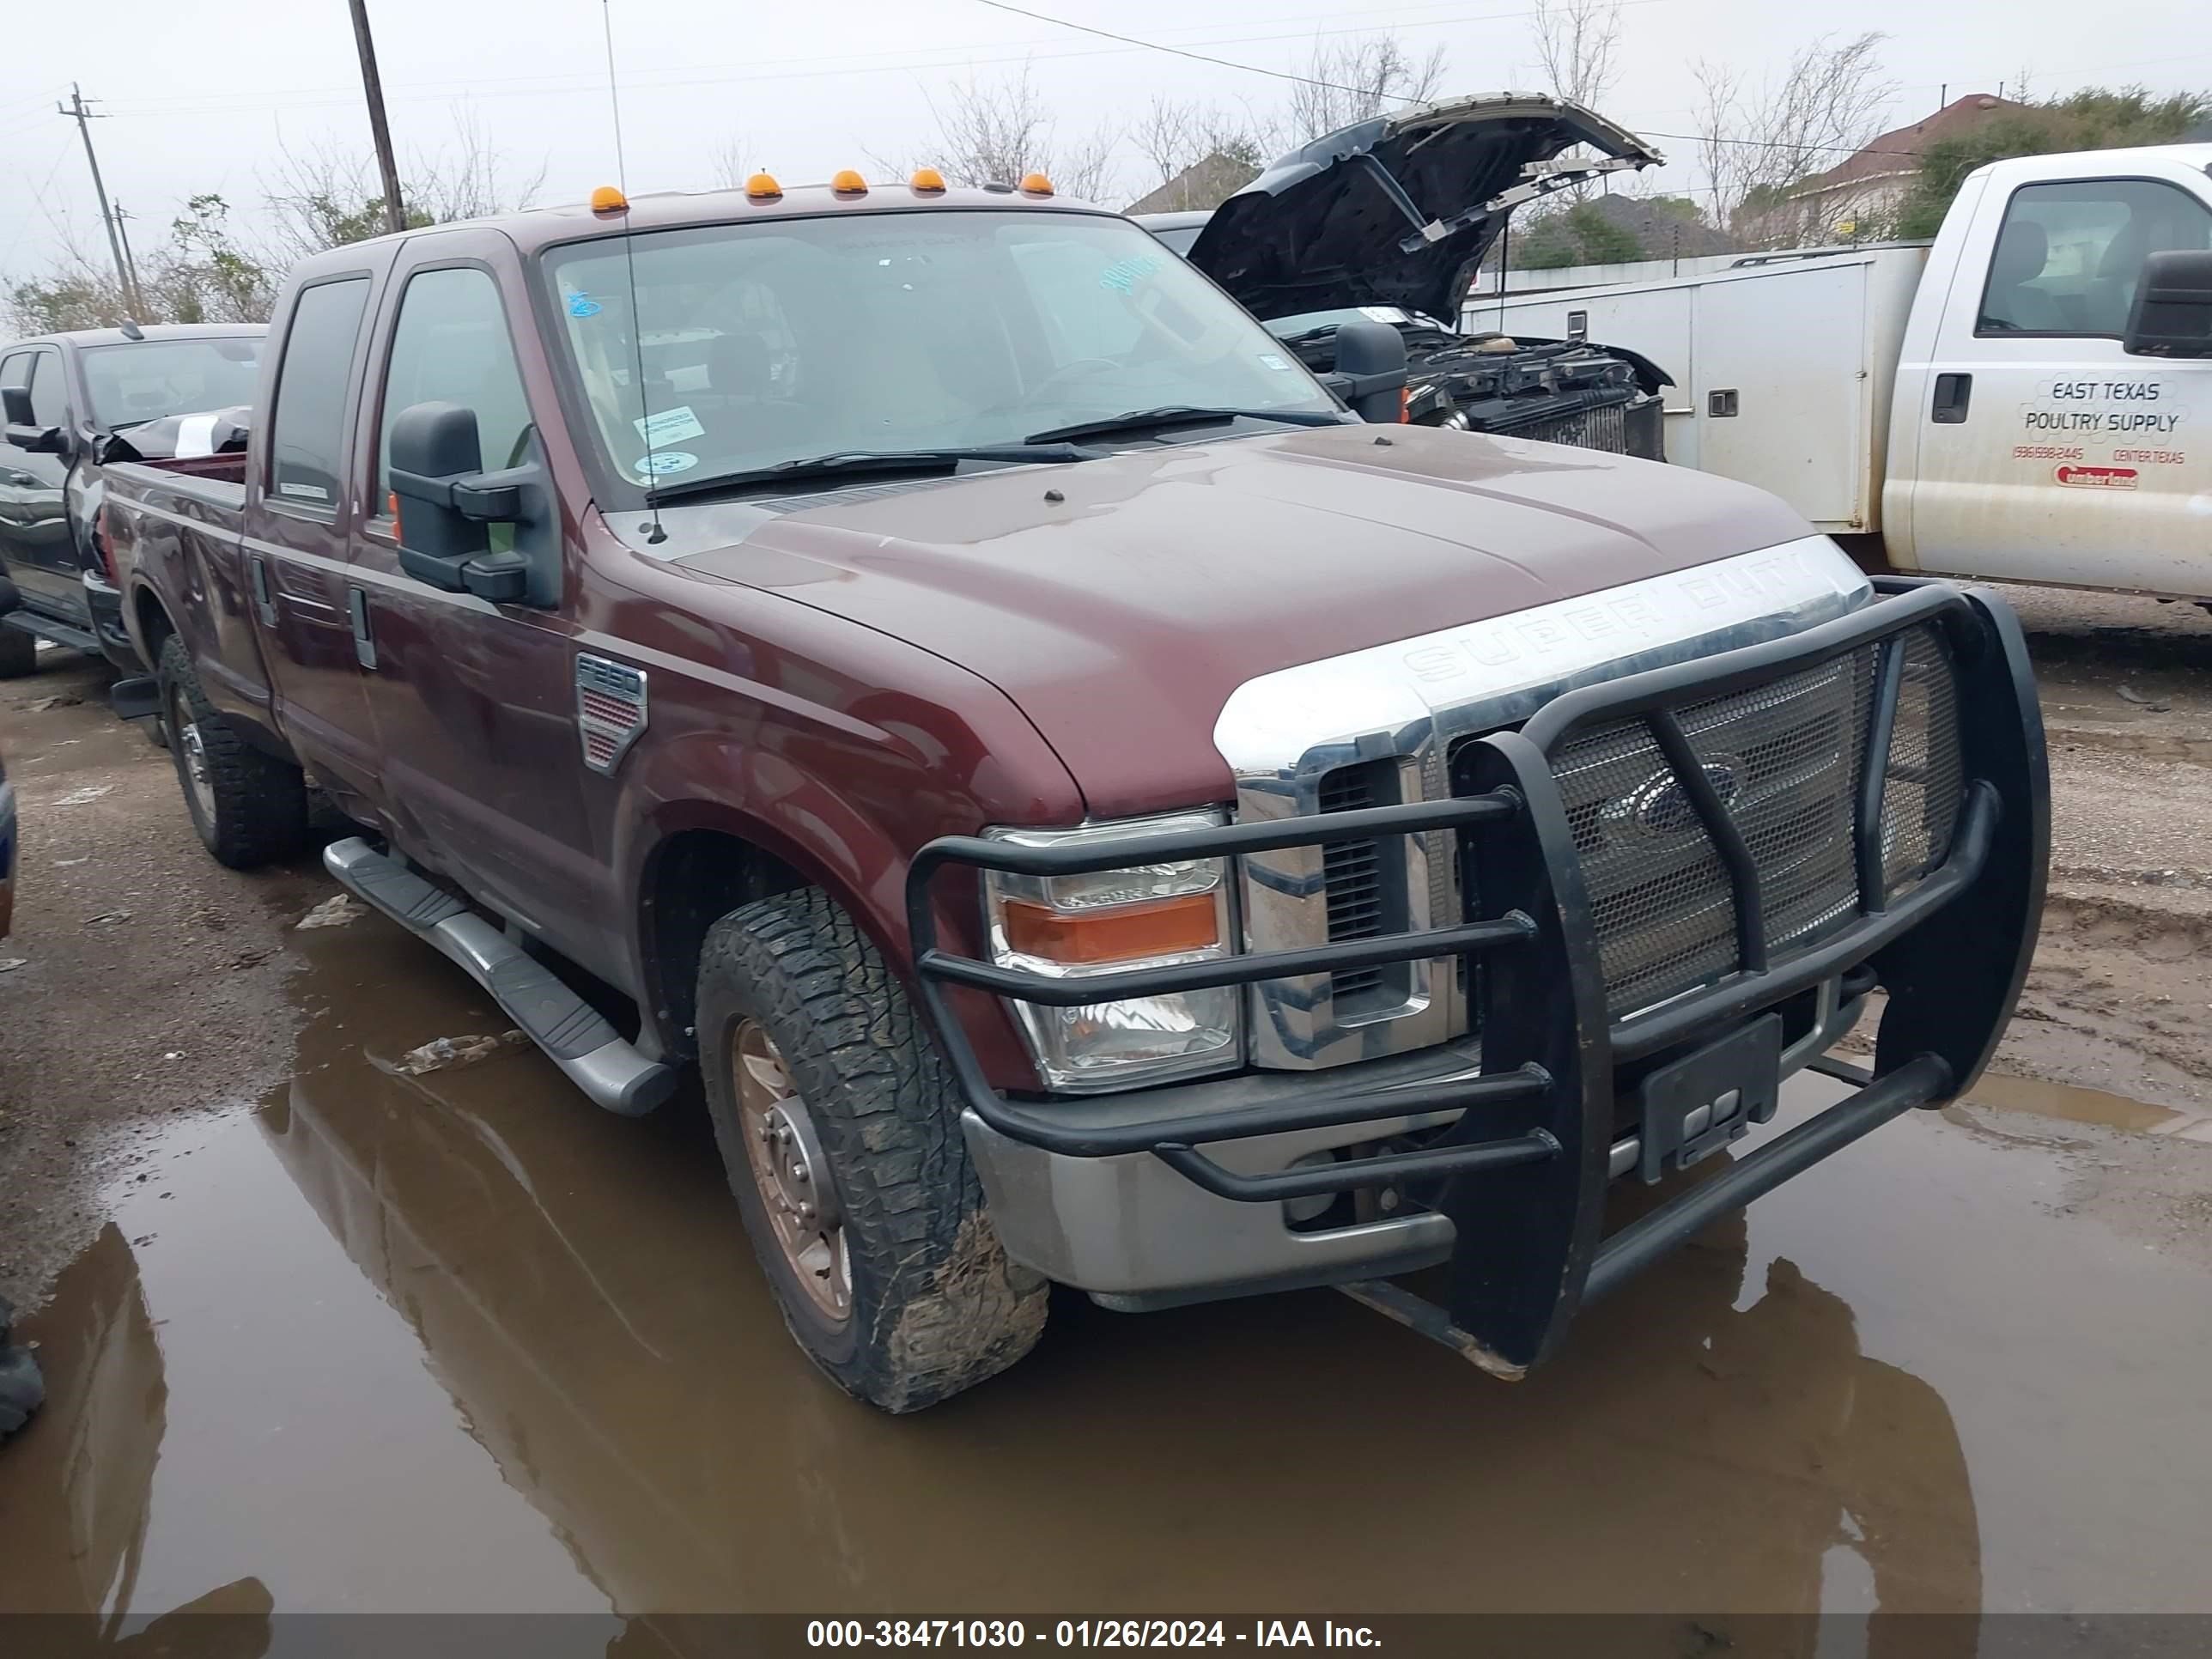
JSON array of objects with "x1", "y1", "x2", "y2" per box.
[{"x1": 1898, "y1": 165, "x2": 2212, "y2": 597}]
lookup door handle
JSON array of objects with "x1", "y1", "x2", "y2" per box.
[
  {"x1": 348, "y1": 585, "x2": 377, "y2": 669},
  {"x1": 1931, "y1": 373, "x2": 1972, "y2": 423},
  {"x1": 247, "y1": 554, "x2": 278, "y2": 629}
]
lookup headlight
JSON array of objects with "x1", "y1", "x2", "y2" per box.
[{"x1": 983, "y1": 811, "x2": 1241, "y2": 1092}]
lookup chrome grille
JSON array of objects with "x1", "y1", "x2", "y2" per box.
[
  {"x1": 1318, "y1": 766, "x2": 1388, "y2": 1005},
  {"x1": 1544, "y1": 623, "x2": 1962, "y2": 1017}
]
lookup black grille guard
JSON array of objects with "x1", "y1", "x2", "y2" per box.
[{"x1": 907, "y1": 578, "x2": 2049, "y2": 1375}]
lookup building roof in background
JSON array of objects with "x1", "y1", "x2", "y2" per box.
[
  {"x1": 1582, "y1": 193, "x2": 1741, "y2": 255},
  {"x1": 1125, "y1": 152, "x2": 1261, "y2": 215},
  {"x1": 1791, "y1": 94, "x2": 2033, "y2": 195}
]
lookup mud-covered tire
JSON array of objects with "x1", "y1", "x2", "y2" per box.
[
  {"x1": 697, "y1": 888, "x2": 1048, "y2": 1412},
  {"x1": 0, "y1": 628, "x2": 38, "y2": 679},
  {"x1": 157, "y1": 634, "x2": 309, "y2": 869}
]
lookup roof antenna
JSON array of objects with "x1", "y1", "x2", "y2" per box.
[{"x1": 600, "y1": 0, "x2": 665, "y2": 545}]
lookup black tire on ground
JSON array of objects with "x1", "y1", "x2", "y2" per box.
[
  {"x1": 697, "y1": 888, "x2": 1048, "y2": 1412},
  {"x1": 156, "y1": 634, "x2": 310, "y2": 870},
  {"x1": 0, "y1": 628, "x2": 38, "y2": 679}
]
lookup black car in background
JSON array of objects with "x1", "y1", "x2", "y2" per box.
[
  {"x1": 1136, "y1": 93, "x2": 1670, "y2": 458},
  {"x1": 1, "y1": 324, "x2": 264, "y2": 678}
]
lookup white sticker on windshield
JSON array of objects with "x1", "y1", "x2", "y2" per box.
[
  {"x1": 635, "y1": 450, "x2": 699, "y2": 477},
  {"x1": 1258, "y1": 352, "x2": 1291, "y2": 372},
  {"x1": 634, "y1": 405, "x2": 707, "y2": 446}
]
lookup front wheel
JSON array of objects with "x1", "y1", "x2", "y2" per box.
[
  {"x1": 696, "y1": 888, "x2": 1048, "y2": 1412},
  {"x1": 157, "y1": 635, "x2": 309, "y2": 869}
]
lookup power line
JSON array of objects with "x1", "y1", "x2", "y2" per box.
[
  {"x1": 970, "y1": 0, "x2": 1936, "y2": 159},
  {"x1": 0, "y1": 137, "x2": 77, "y2": 272}
]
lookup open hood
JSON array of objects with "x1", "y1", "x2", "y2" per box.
[{"x1": 1186, "y1": 93, "x2": 1662, "y2": 324}]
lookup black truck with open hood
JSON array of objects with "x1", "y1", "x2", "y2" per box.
[{"x1": 1138, "y1": 93, "x2": 1671, "y2": 456}]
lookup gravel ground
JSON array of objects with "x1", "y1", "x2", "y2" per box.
[
  {"x1": 0, "y1": 648, "x2": 325, "y2": 1310},
  {"x1": 3, "y1": 584, "x2": 2212, "y2": 1313}
]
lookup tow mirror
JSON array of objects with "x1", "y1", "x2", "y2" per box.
[
  {"x1": 3, "y1": 384, "x2": 64, "y2": 454},
  {"x1": 1322, "y1": 320, "x2": 1410, "y2": 423},
  {"x1": 2124, "y1": 248, "x2": 2212, "y2": 357},
  {"x1": 387, "y1": 400, "x2": 541, "y2": 605}
]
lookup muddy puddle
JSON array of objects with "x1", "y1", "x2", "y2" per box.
[{"x1": 3, "y1": 912, "x2": 2212, "y2": 1636}]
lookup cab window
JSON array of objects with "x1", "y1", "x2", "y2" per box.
[
  {"x1": 268, "y1": 278, "x2": 371, "y2": 513},
  {"x1": 28, "y1": 350, "x2": 69, "y2": 429},
  {"x1": 1977, "y1": 179, "x2": 2212, "y2": 338},
  {"x1": 375, "y1": 266, "x2": 536, "y2": 546}
]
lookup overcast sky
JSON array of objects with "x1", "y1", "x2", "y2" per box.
[{"x1": 3, "y1": 0, "x2": 2206, "y2": 284}]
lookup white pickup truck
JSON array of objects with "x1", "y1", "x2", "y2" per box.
[{"x1": 1478, "y1": 145, "x2": 2212, "y2": 600}]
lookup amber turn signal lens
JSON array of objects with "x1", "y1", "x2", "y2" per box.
[{"x1": 1000, "y1": 894, "x2": 1218, "y2": 965}]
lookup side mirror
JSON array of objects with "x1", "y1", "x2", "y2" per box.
[
  {"x1": 387, "y1": 400, "x2": 537, "y2": 603},
  {"x1": 1322, "y1": 319, "x2": 1410, "y2": 423},
  {"x1": 5, "y1": 425, "x2": 65, "y2": 455},
  {"x1": 2124, "y1": 248, "x2": 2212, "y2": 357}
]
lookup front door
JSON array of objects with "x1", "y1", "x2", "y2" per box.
[
  {"x1": 348, "y1": 238, "x2": 605, "y2": 963},
  {"x1": 0, "y1": 349, "x2": 78, "y2": 613},
  {"x1": 1905, "y1": 172, "x2": 2212, "y2": 597}
]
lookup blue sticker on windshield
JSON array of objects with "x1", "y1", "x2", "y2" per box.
[
  {"x1": 635, "y1": 450, "x2": 698, "y2": 477},
  {"x1": 567, "y1": 291, "x2": 604, "y2": 319},
  {"x1": 1098, "y1": 252, "x2": 1164, "y2": 295}
]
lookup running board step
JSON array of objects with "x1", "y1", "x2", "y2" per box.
[
  {"x1": 1, "y1": 609, "x2": 100, "y2": 653},
  {"x1": 323, "y1": 837, "x2": 676, "y2": 1116}
]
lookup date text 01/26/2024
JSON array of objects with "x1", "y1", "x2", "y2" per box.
[{"x1": 805, "y1": 1621, "x2": 1382, "y2": 1649}]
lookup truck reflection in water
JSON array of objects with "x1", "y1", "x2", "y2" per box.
[
  {"x1": 236, "y1": 963, "x2": 1983, "y2": 1647},
  {"x1": 0, "y1": 1223, "x2": 273, "y2": 1655}
]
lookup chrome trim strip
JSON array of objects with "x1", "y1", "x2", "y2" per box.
[{"x1": 1214, "y1": 537, "x2": 1873, "y2": 1072}]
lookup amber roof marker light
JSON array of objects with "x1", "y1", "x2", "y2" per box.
[
  {"x1": 1019, "y1": 172, "x2": 1054, "y2": 196},
  {"x1": 910, "y1": 167, "x2": 947, "y2": 194},
  {"x1": 589, "y1": 185, "x2": 628, "y2": 214},
  {"x1": 830, "y1": 168, "x2": 868, "y2": 196},
  {"x1": 745, "y1": 171, "x2": 783, "y2": 201}
]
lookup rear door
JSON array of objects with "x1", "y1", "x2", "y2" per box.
[
  {"x1": 1902, "y1": 169, "x2": 2212, "y2": 596},
  {"x1": 244, "y1": 269, "x2": 387, "y2": 801},
  {"x1": 0, "y1": 348, "x2": 77, "y2": 611}
]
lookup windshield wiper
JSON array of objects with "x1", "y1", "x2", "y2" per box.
[
  {"x1": 643, "y1": 442, "x2": 1098, "y2": 502},
  {"x1": 1023, "y1": 405, "x2": 1351, "y2": 445}
]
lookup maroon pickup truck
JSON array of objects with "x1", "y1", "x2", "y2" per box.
[{"x1": 104, "y1": 172, "x2": 2048, "y2": 1412}]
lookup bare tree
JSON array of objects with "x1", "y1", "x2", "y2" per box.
[
  {"x1": 1128, "y1": 96, "x2": 1274, "y2": 210},
  {"x1": 1283, "y1": 33, "x2": 1448, "y2": 145},
  {"x1": 1693, "y1": 33, "x2": 1895, "y2": 243},
  {"x1": 710, "y1": 137, "x2": 756, "y2": 191},
  {"x1": 262, "y1": 111, "x2": 547, "y2": 259},
  {"x1": 911, "y1": 64, "x2": 1122, "y2": 201},
  {"x1": 7, "y1": 197, "x2": 274, "y2": 331},
  {"x1": 1532, "y1": 0, "x2": 1622, "y2": 107}
]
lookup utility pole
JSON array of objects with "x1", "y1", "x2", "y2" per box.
[
  {"x1": 58, "y1": 84, "x2": 142, "y2": 317},
  {"x1": 112, "y1": 203, "x2": 146, "y2": 313},
  {"x1": 347, "y1": 0, "x2": 409, "y2": 236}
]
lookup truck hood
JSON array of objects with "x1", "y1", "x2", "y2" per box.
[
  {"x1": 1188, "y1": 93, "x2": 1662, "y2": 324},
  {"x1": 652, "y1": 425, "x2": 1812, "y2": 817}
]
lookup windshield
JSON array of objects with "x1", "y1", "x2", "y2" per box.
[
  {"x1": 540, "y1": 210, "x2": 1338, "y2": 495},
  {"x1": 79, "y1": 337, "x2": 262, "y2": 429}
]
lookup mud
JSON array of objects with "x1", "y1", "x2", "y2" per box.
[
  {"x1": 1, "y1": 592, "x2": 2211, "y2": 1627},
  {"x1": 0, "y1": 896, "x2": 2203, "y2": 1628}
]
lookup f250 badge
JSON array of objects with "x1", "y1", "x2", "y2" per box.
[{"x1": 575, "y1": 653, "x2": 648, "y2": 775}]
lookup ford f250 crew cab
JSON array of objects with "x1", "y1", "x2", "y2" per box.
[
  {"x1": 1485, "y1": 145, "x2": 2212, "y2": 601},
  {"x1": 103, "y1": 173, "x2": 2049, "y2": 1412}
]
